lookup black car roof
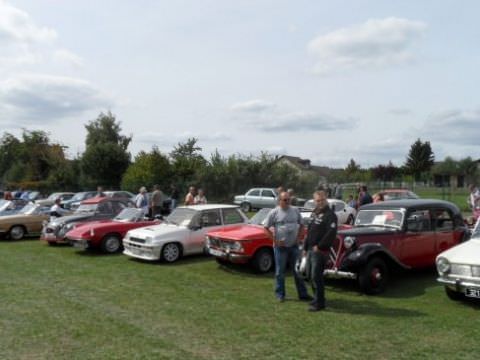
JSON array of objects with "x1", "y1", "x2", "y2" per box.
[{"x1": 359, "y1": 199, "x2": 461, "y2": 214}]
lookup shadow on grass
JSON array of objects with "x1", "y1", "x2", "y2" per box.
[
  {"x1": 126, "y1": 253, "x2": 213, "y2": 266},
  {"x1": 326, "y1": 298, "x2": 426, "y2": 318},
  {"x1": 216, "y1": 262, "x2": 273, "y2": 279}
]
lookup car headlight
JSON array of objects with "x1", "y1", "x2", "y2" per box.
[
  {"x1": 89, "y1": 228, "x2": 95, "y2": 237},
  {"x1": 230, "y1": 241, "x2": 243, "y2": 252},
  {"x1": 343, "y1": 236, "x2": 355, "y2": 249},
  {"x1": 436, "y1": 257, "x2": 451, "y2": 275},
  {"x1": 205, "y1": 236, "x2": 211, "y2": 247},
  {"x1": 42, "y1": 220, "x2": 48, "y2": 227}
]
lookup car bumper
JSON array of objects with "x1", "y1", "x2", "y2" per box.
[
  {"x1": 207, "y1": 247, "x2": 250, "y2": 263},
  {"x1": 40, "y1": 232, "x2": 68, "y2": 244},
  {"x1": 123, "y1": 241, "x2": 161, "y2": 261},
  {"x1": 437, "y1": 277, "x2": 480, "y2": 295},
  {"x1": 68, "y1": 237, "x2": 90, "y2": 250},
  {"x1": 324, "y1": 268, "x2": 357, "y2": 279}
]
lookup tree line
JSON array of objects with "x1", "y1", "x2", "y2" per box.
[{"x1": 0, "y1": 112, "x2": 478, "y2": 200}]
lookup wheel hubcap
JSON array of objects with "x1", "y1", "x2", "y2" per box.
[
  {"x1": 260, "y1": 254, "x2": 272, "y2": 271},
  {"x1": 11, "y1": 227, "x2": 23, "y2": 239},
  {"x1": 371, "y1": 268, "x2": 382, "y2": 285},
  {"x1": 164, "y1": 244, "x2": 179, "y2": 262},
  {"x1": 105, "y1": 237, "x2": 119, "y2": 252}
]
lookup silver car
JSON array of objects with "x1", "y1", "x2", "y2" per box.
[{"x1": 233, "y1": 188, "x2": 278, "y2": 212}]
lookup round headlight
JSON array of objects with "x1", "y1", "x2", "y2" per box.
[
  {"x1": 344, "y1": 236, "x2": 355, "y2": 249},
  {"x1": 231, "y1": 241, "x2": 243, "y2": 252},
  {"x1": 436, "y1": 257, "x2": 450, "y2": 275}
]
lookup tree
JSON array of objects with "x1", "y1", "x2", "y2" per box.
[
  {"x1": 372, "y1": 161, "x2": 400, "y2": 182},
  {"x1": 404, "y1": 139, "x2": 435, "y2": 181},
  {"x1": 80, "y1": 112, "x2": 131, "y2": 189},
  {"x1": 169, "y1": 138, "x2": 206, "y2": 189},
  {"x1": 121, "y1": 147, "x2": 171, "y2": 192}
]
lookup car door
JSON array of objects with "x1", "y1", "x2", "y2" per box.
[
  {"x1": 187, "y1": 209, "x2": 223, "y2": 254},
  {"x1": 401, "y1": 209, "x2": 437, "y2": 267},
  {"x1": 432, "y1": 208, "x2": 457, "y2": 254},
  {"x1": 260, "y1": 189, "x2": 277, "y2": 208},
  {"x1": 246, "y1": 189, "x2": 261, "y2": 208}
]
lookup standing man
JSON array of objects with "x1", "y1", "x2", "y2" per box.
[
  {"x1": 135, "y1": 186, "x2": 149, "y2": 215},
  {"x1": 304, "y1": 190, "x2": 337, "y2": 311},
  {"x1": 264, "y1": 191, "x2": 311, "y2": 302},
  {"x1": 358, "y1": 185, "x2": 373, "y2": 207},
  {"x1": 150, "y1": 184, "x2": 164, "y2": 217},
  {"x1": 184, "y1": 186, "x2": 196, "y2": 205}
]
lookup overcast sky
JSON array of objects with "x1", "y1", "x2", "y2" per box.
[{"x1": 1, "y1": 0, "x2": 479, "y2": 168}]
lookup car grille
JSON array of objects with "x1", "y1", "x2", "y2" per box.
[
  {"x1": 450, "y1": 264, "x2": 480, "y2": 278},
  {"x1": 130, "y1": 237, "x2": 146, "y2": 244},
  {"x1": 209, "y1": 237, "x2": 236, "y2": 250}
]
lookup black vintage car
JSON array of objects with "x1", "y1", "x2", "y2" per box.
[
  {"x1": 324, "y1": 199, "x2": 468, "y2": 294},
  {"x1": 41, "y1": 196, "x2": 134, "y2": 245}
]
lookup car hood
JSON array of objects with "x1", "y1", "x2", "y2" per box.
[
  {"x1": 208, "y1": 224, "x2": 268, "y2": 241},
  {"x1": 127, "y1": 223, "x2": 188, "y2": 240},
  {"x1": 339, "y1": 226, "x2": 399, "y2": 237},
  {"x1": 0, "y1": 213, "x2": 31, "y2": 222},
  {"x1": 437, "y1": 238, "x2": 480, "y2": 265},
  {"x1": 49, "y1": 213, "x2": 94, "y2": 226}
]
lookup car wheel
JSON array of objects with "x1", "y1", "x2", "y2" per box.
[
  {"x1": 252, "y1": 248, "x2": 274, "y2": 273},
  {"x1": 101, "y1": 235, "x2": 122, "y2": 254},
  {"x1": 161, "y1": 243, "x2": 181, "y2": 263},
  {"x1": 445, "y1": 286, "x2": 463, "y2": 301},
  {"x1": 346, "y1": 214, "x2": 354, "y2": 225},
  {"x1": 358, "y1": 257, "x2": 388, "y2": 295},
  {"x1": 240, "y1": 202, "x2": 251, "y2": 213},
  {"x1": 9, "y1": 225, "x2": 25, "y2": 240}
]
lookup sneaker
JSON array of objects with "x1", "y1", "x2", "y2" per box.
[{"x1": 299, "y1": 295, "x2": 314, "y2": 302}]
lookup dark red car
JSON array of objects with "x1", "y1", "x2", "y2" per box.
[
  {"x1": 66, "y1": 208, "x2": 161, "y2": 253},
  {"x1": 206, "y1": 208, "x2": 312, "y2": 273},
  {"x1": 325, "y1": 199, "x2": 467, "y2": 294}
]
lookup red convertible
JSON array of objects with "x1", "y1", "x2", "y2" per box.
[{"x1": 66, "y1": 208, "x2": 161, "y2": 253}]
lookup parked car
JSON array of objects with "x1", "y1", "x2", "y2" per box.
[
  {"x1": 303, "y1": 198, "x2": 356, "y2": 224},
  {"x1": 324, "y1": 199, "x2": 467, "y2": 294},
  {"x1": 41, "y1": 197, "x2": 134, "y2": 245},
  {"x1": 379, "y1": 189, "x2": 419, "y2": 201},
  {"x1": 66, "y1": 208, "x2": 161, "y2": 254},
  {"x1": 35, "y1": 192, "x2": 75, "y2": 207},
  {"x1": 61, "y1": 191, "x2": 98, "y2": 210},
  {"x1": 436, "y1": 218, "x2": 480, "y2": 301},
  {"x1": 206, "y1": 208, "x2": 313, "y2": 273},
  {"x1": 0, "y1": 202, "x2": 52, "y2": 240},
  {"x1": 0, "y1": 199, "x2": 29, "y2": 217},
  {"x1": 104, "y1": 190, "x2": 136, "y2": 200},
  {"x1": 123, "y1": 204, "x2": 248, "y2": 263},
  {"x1": 233, "y1": 188, "x2": 278, "y2": 212}
]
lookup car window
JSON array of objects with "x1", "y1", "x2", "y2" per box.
[
  {"x1": 406, "y1": 210, "x2": 431, "y2": 232},
  {"x1": 247, "y1": 189, "x2": 260, "y2": 197},
  {"x1": 98, "y1": 202, "x2": 114, "y2": 214},
  {"x1": 222, "y1": 208, "x2": 243, "y2": 224},
  {"x1": 112, "y1": 201, "x2": 127, "y2": 214},
  {"x1": 200, "y1": 210, "x2": 221, "y2": 227},
  {"x1": 261, "y1": 190, "x2": 275, "y2": 198},
  {"x1": 433, "y1": 209, "x2": 453, "y2": 231},
  {"x1": 334, "y1": 201, "x2": 344, "y2": 211}
]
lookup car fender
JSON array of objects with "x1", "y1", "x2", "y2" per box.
[{"x1": 342, "y1": 243, "x2": 410, "y2": 271}]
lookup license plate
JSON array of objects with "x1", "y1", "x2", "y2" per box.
[
  {"x1": 465, "y1": 288, "x2": 480, "y2": 298},
  {"x1": 209, "y1": 248, "x2": 224, "y2": 257},
  {"x1": 73, "y1": 241, "x2": 87, "y2": 249}
]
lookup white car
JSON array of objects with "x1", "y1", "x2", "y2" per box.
[
  {"x1": 303, "y1": 199, "x2": 356, "y2": 224},
  {"x1": 436, "y1": 219, "x2": 480, "y2": 301},
  {"x1": 123, "y1": 204, "x2": 248, "y2": 262}
]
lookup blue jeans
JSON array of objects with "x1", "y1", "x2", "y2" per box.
[
  {"x1": 273, "y1": 245, "x2": 308, "y2": 299},
  {"x1": 307, "y1": 250, "x2": 326, "y2": 308}
]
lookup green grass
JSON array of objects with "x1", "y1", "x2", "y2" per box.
[{"x1": 1, "y1": 239, "x2": 479, "y2": 359}]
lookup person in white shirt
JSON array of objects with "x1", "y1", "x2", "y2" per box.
[{"x1": 50, "y1": 198, "x2": 69, "y2": 217}]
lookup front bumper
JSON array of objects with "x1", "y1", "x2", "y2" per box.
[
  {"x1": 40, "y1": 231, "x2": 68, "y2": 243},
  {"x1": 68, "y1": 237, "x2": 90, "y2": 250},
  {"x1": 123, "y1": 240, "x2": 161, "y2": 261},
  {"x1": 437, "y1": 277, "x2": 480, "y2": 294},
  {"x1": 324, "y1": 268, "x2": 357, "y2": 279},
  {"x1": 207, "y1": 246, "x2": 250, "y2": 263}
]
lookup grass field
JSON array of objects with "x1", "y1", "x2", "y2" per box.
[{"x1": 1, "y1": 239, "x2": 479, "y2": 359}]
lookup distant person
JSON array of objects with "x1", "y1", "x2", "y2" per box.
[
  {"x1": 194, "y1": 188, "x2": 207, "y2": 205},
  {"x1": 358, "y1": 185, "x2": 373, "y2": 207},
  {"x1": 170, "y1": 184, "x2": 180, "y2": 210},
  {"x1": 20, "y1": 189, "x2": 30, "y2": 201},
  {"x1": 468, "y1": 184, "x2": 480, "y2": 209},
  {"x1": 135, "y1": 186, "x2": 149, "y2": 214},
  {"x1": 372, "y1": 192, "x2": 384, "y2": 203},
  {"x1": 50, "y1": 198, "x2": 69, "y2": 217},
  {"x1": 96, "y1": 186, "x2": 105, "y2": 197},
  {"x1": 184, "y1": 186, "x2": 196, "y2": 205},
  {"x1": 347, "y1": 195, "x2": 357, "y2": 209},
  {"x1": 150, "y1": 184, "x2": 164, "y2": 217},
  {"x1": 287, "y1": 188, "x2": 298, "y2": 206},
  {"x1": 4, "y1": 191, "x2": 13, "y2": 200}
]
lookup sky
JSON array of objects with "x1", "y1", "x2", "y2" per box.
[{"x1": 0, "y1": 0, "x2": 479, "y2": 168}]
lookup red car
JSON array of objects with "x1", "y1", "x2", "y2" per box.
[
  {"x1": 379, "y1": 189, "x2": 419, "y2": 201},
  {"x1": 66, "y1": 208, "x2": 161, "y2": 253},
  {"x1": 206, "y1": 208, "x2": 312, "y2": 273},
  {"x1": 325, "y1": 199, "x2": 467, "y2": 294}
]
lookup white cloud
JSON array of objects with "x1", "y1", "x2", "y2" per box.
[
  {"x1": 0, "y1": 74, "x2": 112, "y2": 124},
  {"x1": 308, "y1": 17, "x2": 427, "y2": 74},
  {"x1": 231, "y1": 99, "x2": 276, "y2": 113},
  {"x1": 135, "y1": 131, "x2": 231, "y2": 147},
  {"x1": 0, "y1": 1, "x2": 57, "y2": 44},
  {"x1": 389, "y1": 108, "x2": 413, "y2": 116},
  {"x1": 53, "y1": 49, "x2": 84, "y2": 68}
]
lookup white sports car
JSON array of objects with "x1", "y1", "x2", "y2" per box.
[{"x1": 303, "y1": 199, "x2": 356, "y2": 225}]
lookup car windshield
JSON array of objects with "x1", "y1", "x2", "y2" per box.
[
  {"x1": 114, "y1": 208, "x2": 144, "y2": 222},
  {"x1": 355, "y1": 209, "x2": 404, "y2": 229},
  {"x1": 0, "y1": 200, "x2": 9, "y2": 211},
  {"x1": 47, "y1": 193, "x2": 61, "y2": 200},
  {"x1": 75, "y1": 204, "x2": 98, "y2": 213},
  {"x1": 19, "y1": 203, "x2": 38, "y2": 215},
  {"x1": 28, "y1": 191, "x2": 40, "y2": 200},
  {"x1": 165, "y1": 208, "x2": 197, "y2": 226},
  {"x1": 249, "y1": 208, "x2": 272, "y2": 225}
]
